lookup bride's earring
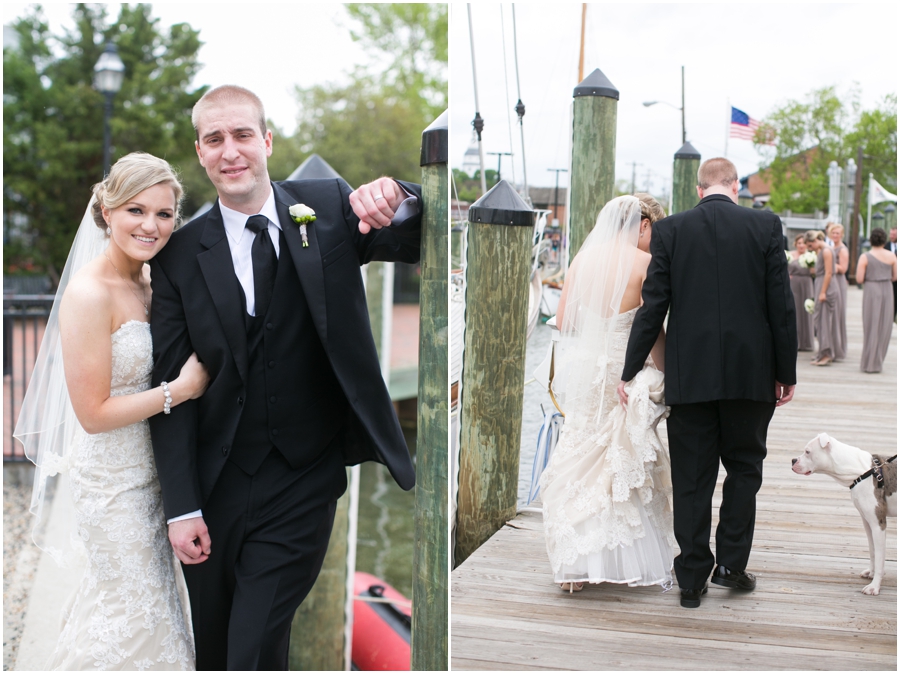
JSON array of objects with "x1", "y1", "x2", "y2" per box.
[{"x1": 106, "y1": 226, "x2": 111, "y2": 236}]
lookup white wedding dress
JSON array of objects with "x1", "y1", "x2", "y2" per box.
[
  {"x1": 540, "y1": 307, "x2": 675, "y2": 587},
  {"x1": 46, "y1": 320, "x2": 195, "y2": 670}
]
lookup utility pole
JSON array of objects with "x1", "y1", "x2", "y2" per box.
[
  {"x1": 547, "y1": 168, "x2": 568, "y2": 225},
  {"x1": 487, "y1": 151, "x2": 512, "y2": 186},
  {"x1": 630, "y1": 161, "x2": 640, "y2": 195},
  {"x1": 849, "y1": 146, "x2": 864, "y2": 281}
]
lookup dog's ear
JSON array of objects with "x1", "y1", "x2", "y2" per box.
[{"x1": 817, "y1": 433, "x2": 831, "y2": 451}]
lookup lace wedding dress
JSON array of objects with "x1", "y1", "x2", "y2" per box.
[
  {"x1": 46, "y1": 320, "x2": 195, "y2": 670},
  {"x1": 540, "y1": 307, "x2": 675, "y2": 587}
]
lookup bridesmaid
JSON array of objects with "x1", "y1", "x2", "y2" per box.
[
  {"x1": 804, "y1": 230, "x2": 839, "y2": 366},
  {"x1": 857, "y1": 227, "x2": 897, "y2": 373},
  {"x1": 827, "y1": 223, "x2": 849, "y2": 360},
  {"x1": 788, "y1": 234, "x2": 815, "y2": 351}
]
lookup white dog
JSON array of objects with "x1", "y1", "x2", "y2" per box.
[{"x1": 792, "y1": 433, "x2": 896, "y2": 596}]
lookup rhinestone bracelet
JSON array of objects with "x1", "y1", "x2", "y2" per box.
[{"x1": 161, "y1": 381, "x2": 173, "y2": 415}]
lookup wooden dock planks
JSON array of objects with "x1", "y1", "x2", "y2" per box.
[{"x1": 451, "y1": 285, "x2": 897, "y2": 671}]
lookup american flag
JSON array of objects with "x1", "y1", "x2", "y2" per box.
[{"x1": 730, "y1": 106, "x2": 762, "y2": 140}]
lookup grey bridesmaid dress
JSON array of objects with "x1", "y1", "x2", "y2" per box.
[
  {"x1": 813, "y1": 249, "x2": 840, "y2": 361},
  {"x1": 788, "y1": 257, "x2": 815, "y2": 351},
  {"x1": 833, "y1": 242, "x2": 849, "y2": 360},
  {"x1": 860, "y1": 253, "x2": 894, "y2": 373}
]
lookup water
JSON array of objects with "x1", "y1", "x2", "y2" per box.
[
  {"x1": 354, "y1": 425, "x2": 416, "y2": 599},
  {"x1": 518, "y1": 321, "x2": 556, "y2": 508}
]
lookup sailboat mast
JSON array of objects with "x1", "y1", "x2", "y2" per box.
[
  {"x1": 512, "y1": 4, "x2": 528, "y2": 200},
  {"x1": 468, "y1": 4, "x2": 488, "y2": 195},
  {"x1": 578, "y1": 4, "x2": 586, "y2": 83}
]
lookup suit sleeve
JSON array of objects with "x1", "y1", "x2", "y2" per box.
[
  {"x1": 339, "y1": 179, "x2": 422, "y2": 265},
  {"x1": 148, "y1": 256, "x2": 203, "y2": 520},
  {"x1": 622, "y1": 223, "x2": 672, "y2": 382},
  {"x1": 764, "y1": 218, "x2": 798, "y2": 385}
]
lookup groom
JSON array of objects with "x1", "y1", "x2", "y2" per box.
[
  {"x1": 620, "y1": 157, "x2": 797, "y2": 608},
  {"x1": 148, "y1": 85, "x2": 421, "y2": 669}
]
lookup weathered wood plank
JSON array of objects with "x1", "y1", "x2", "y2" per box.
[{"x1": 452, "y1": 286, "x2": 896, "y2": 670}]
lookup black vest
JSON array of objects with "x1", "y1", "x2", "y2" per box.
[{"x1": 230, "y1": 230, "x2": 348, "y2": 475}]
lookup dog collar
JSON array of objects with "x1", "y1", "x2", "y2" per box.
[{"x1": 849, "y1": 455, "x2": 897, "y2": 490}]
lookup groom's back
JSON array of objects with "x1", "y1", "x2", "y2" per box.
[{"x1": 651, "y1": 194, "x2": 796, "y2": 404}]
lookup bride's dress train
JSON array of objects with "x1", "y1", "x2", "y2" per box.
[
  {"x1": 540, "y1": 307, "x2": 675, "y2": 587},
  {"x1": 46, "y1": 321, "x2": 194, "y2": 670}
]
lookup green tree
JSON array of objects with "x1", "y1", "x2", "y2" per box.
[
  {"x1": 3, "y1": 4, "x2": 205, "y2": 280},
  {"x1": 289, "y1": 4, "x2": 448, "y2": 188},
  {"x1": 755, "y1": 87, "x2": 897, "y2": 214}
]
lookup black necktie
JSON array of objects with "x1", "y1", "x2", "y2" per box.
[{"x1": 245, "y1": 215, "x2": 277, "y2": 317}]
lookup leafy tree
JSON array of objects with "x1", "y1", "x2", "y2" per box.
[
  {"x1": 289, "y1": 4, "x2": 447, "y2": 188},
  {"x1": 3, "y1": 4, "x2": 205, "y2": 281},
  {"x1": 755, "y1": 87, "x2": 896, "y2": 214}
]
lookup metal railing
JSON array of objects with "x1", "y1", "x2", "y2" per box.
[{"x1": 3, "y1": 295, "x2": 54, "y2": 462}]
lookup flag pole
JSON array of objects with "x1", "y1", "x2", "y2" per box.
[
  {"x1": 867, "y1": 173, "x2": 873, "y2": 238},
  {"x1": 724, "y1": 98, "x2": 729, "y2": 157}
]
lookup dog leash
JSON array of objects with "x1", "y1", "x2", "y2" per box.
[{"x1": 849, "y1": 455, "x2": 897, "y2": 490}]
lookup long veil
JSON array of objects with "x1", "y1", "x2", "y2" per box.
[
  {"x1": 13, "y1": 198, "x2": 107, "y2": 566},
  {"x1": 554, "y1": 195, "x2": 642, "y2": 425}
]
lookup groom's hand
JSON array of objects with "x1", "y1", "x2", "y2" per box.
[
  {"x1": 169, "y1": 517, "x2": 211, "y2": 565},
  {"x1": 350, "y1": 177, "x2": 405, "y2": 234},
  {"x1": 775, "y1": 381, "x2": 795, "y2": 407}
]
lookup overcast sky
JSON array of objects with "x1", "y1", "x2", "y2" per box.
[
  {"x1": 3, "y1": 3, "x2": 372, "y2": 135},
  {"x1": 451, "y1": 3, "x2": 897, "y2": 197}
]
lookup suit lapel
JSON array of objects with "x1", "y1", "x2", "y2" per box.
[
  {"x1": 273, "y1": 183, "x2": 328, "y2": 343},
  {"x1": 197, "y1": 203, "x2": 249, "y2": 382}
]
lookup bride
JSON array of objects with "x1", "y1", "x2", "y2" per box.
[
  {"x1": 14, "y1": 152, "x2": 208, "y2": 670},
  {"x1": 540, "y1": 193, "x2": 675, "y2": 591}
]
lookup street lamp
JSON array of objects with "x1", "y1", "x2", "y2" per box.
[
  {"x1": 642, "y1": 66, "x2": 687, "y2": 145},
  {"x1": 93, "y1": 42, "x2": 125, "y2": 177}
]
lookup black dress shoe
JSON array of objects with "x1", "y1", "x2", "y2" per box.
[
  {"x1": 680, "y1": 584, "x2": 708, "y2": 608},
  {"x1": 711, "y1": 565, "x2": 756, "y2": 590}
]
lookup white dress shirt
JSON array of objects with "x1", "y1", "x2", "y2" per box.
[{"x1": 167, "y1": 183, "x2": 417, "y2": 525}]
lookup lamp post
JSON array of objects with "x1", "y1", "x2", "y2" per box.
[
  {"x1": 643, "y1": 66, "x2": 687, "y2": 145},
  {"x1": 93, "y1": 42, "x2": 125, "y2": 177},
  {"x1": 547, "y1": 167, "x2": 567, "y2": 225}
]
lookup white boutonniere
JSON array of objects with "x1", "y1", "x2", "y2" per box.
[
  {"x1": 785, "y1": 250, "x2": 793, "y2": 262},
  {"x1": 804, "y1": 298, "x2": 815, "y2": 315},
  {"x1": 289, "y1": 204, "x2": 316, "y2": 247}
]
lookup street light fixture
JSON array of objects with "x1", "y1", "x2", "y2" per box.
[
  {"x1": 93, "y1": 42, "x2": 125, "y2": 177},
  {"x1": 642, "y1": 66, "x2": 687, "y2": 145}
]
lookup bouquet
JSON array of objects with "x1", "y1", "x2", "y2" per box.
[
  {"x1": 804, "y1": 298, "x2": 815, "y2": 315},
  {"x1": 799, "y1": 251, "x2": 817, "y2": 269}
]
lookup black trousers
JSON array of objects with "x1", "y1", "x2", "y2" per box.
[
  {"x1": 182, "y1": 446, "x2": 347, "y2": 670},
  {"x1": 666, "y1": 399, "x2": 775, "y2": 590}
]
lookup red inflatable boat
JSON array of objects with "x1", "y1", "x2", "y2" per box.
[{"x1": 351, "y1": 571, "x2": 412, "y2": 671}]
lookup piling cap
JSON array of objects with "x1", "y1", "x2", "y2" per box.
[
  {"x1": 420, "y1": 109, "x2": 448, "y2": 167},
  {"x1": 885, "y1": 204, "x2": 896, "y2": 213},
  {"x1": 738, "y1": 187, "x2": 753, "y2": 199},
  {"x1": 873, "y1": 212, "x2": 885, "y2": 220},
  {"x1": 287, "y1": 154, "x2": 344, "y2": 181},
  {"x1": 468, "y1": 180, "x2": 533, "y2": 226},
  {"x1": 674, "y1": 141, "x2": 701, "y2": 160},
  {"x1": 573, "y1": 68, "x2": 619, "y2": 100}
]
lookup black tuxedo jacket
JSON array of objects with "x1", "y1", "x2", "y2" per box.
[
  {"x1": 622, "y1": 193, "x2": 797, "y2": 405},
  {"x1": 148, "y1": 179, "x2": 421, "y2": 520}
]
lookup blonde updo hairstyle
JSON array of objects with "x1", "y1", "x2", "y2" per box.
[
  {"x1": 91, "y1": 152, "x2": 184, "y2": 234},
  {"x1": 634, "y1": 192, "x2": 666, "y2": 224},
  {"x1": 803, "y1": 229, "x2": 826, "y2": 244}
]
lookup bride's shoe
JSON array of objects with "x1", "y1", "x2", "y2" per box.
[{"x1": 560, "y1": 582, "x2": 584, "y2": 594}]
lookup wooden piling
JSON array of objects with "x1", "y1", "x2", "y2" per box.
[
  {"x1": 569, "y1": 68, "x2": 619, "y2": 258},
  {"x1": 672, "y1": 141, "x2": 701, "y2": 214},
  {"x1": 456, "y1": 181, "x2": 533, "y2": 565},
  {"x1": 738, "y1": 185, "x2": 754, "y2": 208},
  {"x1": 289, "y1": 471, "x2": 350, "y2": 670},
  {"x1": 884, "y1": 204, "x2": 896, "y2": 234},
  {"x1": 411, "y1": 110, "x2": 449, "y2": 671}
]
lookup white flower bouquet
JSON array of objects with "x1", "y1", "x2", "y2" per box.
[{"x1": 804, "y1": 298, "x2": 815, "y2": 315}]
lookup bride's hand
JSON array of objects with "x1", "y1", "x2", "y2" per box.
[{"x1": 176, "y1": 353, "x2": 210, "y2": 401}]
